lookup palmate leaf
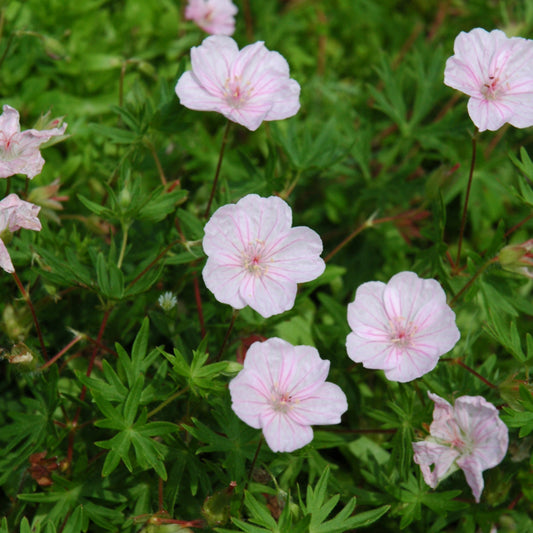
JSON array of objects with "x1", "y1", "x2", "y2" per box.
[
  {"x1": 502, "y1": 385, "x2": 533, "y2": 438},
  {"x1": 184, "y1": 400, "x2": 259, "y2": 480},
  {"x1": 222, "y1": 468, "x2": 389, "y2": 533}
]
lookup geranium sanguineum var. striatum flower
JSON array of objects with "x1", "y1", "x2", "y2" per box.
[
  {"x1": 0, "y1": 105, "x2": 67, "y2": 179},
  {"x1": 346, "y1": 271, "x2": 460, "y2": 382},
  {"x1": 229, "y1": 337, "x2": 348, "y2": 453},
  {"x1": 175, "y1": 36, "x2": 300, "y2": 131},
  {"x1": 0, "y1": 194, "x2": 42, "y2": 273},
  {"x1": 444, "y1": 28, "x2": 533, "y2": 131},
  {"x1": 202, "y1": 194, "x2": 325, "y2": 318},
  {"x1": 413, "y1": 392, "x2": 508, "y2": 503},
  {"x1": 185, "y1": 0, "x2": 237, "y2": 36}
]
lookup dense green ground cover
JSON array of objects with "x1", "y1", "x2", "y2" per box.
[{"x1": 1, "y1": 1, "x2": 533, "y2": 531}]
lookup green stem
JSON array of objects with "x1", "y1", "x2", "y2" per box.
[
  {"x1": 280, "y1": 169, "x2": 302, "y2": 199},
  {"x1": 449, "y1": 257, "x2": 496, "y2": 307},
  {"x1": 117, "y1": 221, "x2": 129, "y2": 269},
  {"x1": 455, "y1": 129, "x2": 478, "y2": 270},
  {"x1": 204, "y1": 120, "x2": 231, "y2": 219},
  {"x1": 215, "y1": 309, "x2": 238, "y2": 362},
  {"x1": 147, "y1": 386, "x2": 190, "y2": 419}
]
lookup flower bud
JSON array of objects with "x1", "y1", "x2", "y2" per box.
[{"x1": 499, "y1": 239, "x2": 533, "y2": 279}]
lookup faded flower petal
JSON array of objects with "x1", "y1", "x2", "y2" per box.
[
  {"x1": 413, "y1": 392, "x2": 509, "y2": 503},
  {"x1": 444, "y1": 28, "x2": 533, "y2": 131},
  {"x1": 0, "y1": 105, "x2": 67, "y2": 179},
  {"x1": 346, "y1": 272, "x2": 460, "y2": 382},
  {"x1": 0, "y1": 194, "x2": 42, "y2": 273},
  {"x1": 185, "y1": 0, "x2": 237, "y2": 36},
  {"x1": 176, "y1": 36, "x2": 300, "y2": 131},
  {"x1": 229, "y1": 338, "x2": 348, "y2": 453},
  {"x1": 202, "y1": 194, "x2": 325, "y2": 318}
]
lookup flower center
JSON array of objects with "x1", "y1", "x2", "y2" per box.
[
  {"x1": 481, "y1": 75, "x2": 503, "y2": 100},
  {"x1": 0, "y1": 134, "x2": 19, "y2": 161},
  {"x1": 388, "y1": 316, "x2": 417, "y2": 348},
  {"x1": 270, "y1": 386, "x2": 295, "y2": 414},
  {"x1": 242, "y1": 240, "x2": 268, "y2": 276},
  {"x1": 224, "y1": 76, "x2": 253, "y2": 108}
]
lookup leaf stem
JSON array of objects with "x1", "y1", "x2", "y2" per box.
[
  {"x1": 39, "y1": 334, "x2": 83, "y2": 371},
  {"x1": 215, "y1": 309, "x2": 238, "y2": 362},
  {"x1": 451, "y1": 358, "x2": 497, "y2": 389},
  {"x1": 147, "y1": 386, "x2": 190, "y2": 419},
  {"x1": 12, "y1": 271, "x2": 48, "y2": 360},
  {"x1": 204, "y1": 120, "x2": 231, "y2": 219},
  {"x1": 117, "y1": 221, "x2": 129, "y2": 269},
  {"x1": 449, "y1": 257, "x2": 497, "y2": 307},
  {"x1": 455, "y1": 129, "x2": 478, "y2": 270}
]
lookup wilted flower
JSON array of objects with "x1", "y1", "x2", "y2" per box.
[
  {"x1": 202, "y1": 194, "x2": 325, "y2": 318},
  {"x1": 229, "y1": 337, "x2": 348, "y2": 453},
  {"x1": 498, "y1": 239, "x2": 533, "y2": 279},
  {"x1": 158, "y1": 291, "x2": 177, "y2": 311},
  {"x1": 346, "y1": 271, "x2": 460, "y2": 382},
  {"x1": 444, "y1": 28, "x2": 533, "y2": 131},
  {"x1": 413, "y1": 392, "x2": 509, "y2": 503},
  {"x1": 185, "y1": 0, "x2": 238, "y2": 36},
  {"x1": 0, "y1": 105, "x2": 67, "y2": 179},
  {"x1": 0, "y1": 194, "x2": 42, "y2": 273},
  {"x1": 27, "y1": 178, "x2": 68, "y2": 224},
  {"x1": 175, "y1": 36, "x2": 300, "y2": 131}
]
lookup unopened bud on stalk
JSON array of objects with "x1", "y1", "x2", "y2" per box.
[{"x1": 499, "y1": 239, "x2": 533, "y2": 279}]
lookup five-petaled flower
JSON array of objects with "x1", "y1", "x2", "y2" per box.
[
  {"x1": 0, "y1": 194, "x2": 42, "y2": 273},
  {"x1": 346, "y1": 271, "x2": 460, "y2": 382},
  {"x1": 202, "y1": 194, "x2": 325, "y2": 318},
  {"x1": 229, "y1": 337, "x2": 348, "y2": 453},
  {"x1": 444, "y1": 28, "x2": 533, "y2": 131},
  {"x1": 413, "y1": 392, "x2": 508, "y2": 503},
  {"x1": 0, "y1": 105, "x2": 67, "y2": 179},
  {"x1": 185, "y1": 0, "x2": 238, "y2": 36},
  {"x1": 175, "y1": 36, "x2": 300, "y2": 131}
]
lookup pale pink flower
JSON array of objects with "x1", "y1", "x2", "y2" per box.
[
  {"x1": 346, "y1": 271, "x2": 460, "y2": 382},
  {"x1": 202, "y1": 194, "x2": 325, "y2": 318},
  {"x1": 444, "y1": 28, "x2": 533, "y2": 132},
  {"x1": 413, "y1": 392, "x2": 508, "y2": 503},
  {"x1": 185, "y1": 0, "x2": 237, "y2": 36},
  {"x1": 175, "y1": 36, "x2": 300, "y2": 131},
  {"x1": 0, "y1": 105, "x2": 67, "y2": 179},
  {"x1": 0, "y1": 194, "x2": 42, "y2": 273},
  {"x1": 229, "y1": 337, "x2": 348, "y2": 453}
]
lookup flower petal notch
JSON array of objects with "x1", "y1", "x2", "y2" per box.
[
  {"x1": 412, "y1": 392, "x2": 509, "y2": 503},
  {"x1": 346, "y1": 271, "x2": 460, "y2": 382},
  {"x1": 0, "y1": 105, "x2": 68, "y2": 179},
  {"x1": 444, "y1": 28, "x2": 533, "y2": 132},
  {"x1": 185, "y1": 0, "x2": 238, "y2": 36},
  {"x1": 229, "y1": 337, "x2": 348, "y2": 453},
  {"x1": 0, "y1": 193, "x2": 42, "y2": 273},
  {"x1": 202, "y1": 194, "x2": 325, "y2": 318},
  {"x1": 175, "y1": 36, "x2": 301, "y2": 131}
]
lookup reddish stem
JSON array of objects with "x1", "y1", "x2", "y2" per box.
[
  {"x1": 12, "y1": 271, "x2": 48, "y2": 360},
  {"x1": 193, "y1": 271, "x2": 206, "y2": 339},
  {"x1": 451, "y1": 358, "x2": 497, "y2": 389},
  {"x1": 504, "y1": 212, "x2": 533, "y2": 239},
  {"x1": 40, "y1": 335, "x2": 83, "y2": 371},
  {"x1": 204, "y1": 120, "x2": 231, "y2": 219},
  {"x1": 67, "y1": 308, "x2": 111, "y2": 465},
  {"x1": 215, "y1": 310, "x2": 238, "y2": 362}
]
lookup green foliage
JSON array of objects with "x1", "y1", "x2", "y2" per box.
[{"x1": 2, "y1": 0, "x2": 533, "y2": 531}]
